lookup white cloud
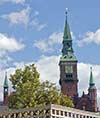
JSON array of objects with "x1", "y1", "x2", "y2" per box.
[
  {"x1": 33, "y1": 32, "x2": 75, "y2": 52},
  {"x1": 34, "y1": 40, "x2": 53, "y2": 52},
  {"x1": 0, "y1": 0, "x2": 25, "y2": 4},
  {"x1": 0, "y1": 33, "x2": 25, "y2": 52},
  {"x1": 34, "y1": 11, "x2": 39, "y2": 16},
  {"x1": 33, "y1": 32, "x2": 63, "y2": 52},
  {"x1": 1, "y1": 8, "x2": 47, "y2": 31},
  {"x1": 31, "y1": 18, "x2": 47, "y2": 31},
  {"x1": 0, "y1": 33, "x2": 25, "y2": 69},
  {"x1": 0, "y1": 55, "x2": 13, "y2": 70},
  {"x1": 0, "y1": 50, "x2": 6, "y2": 57},
  {"x1": 1, "y1": 7, "x2": 30, "y2": 26},
  {"x1": 36, "y1": 55, "x2": 60, "y2": 84},
  {"x1": 48, "y1": 32, "x2": 63, "y2": 45},
  {"x1": 77, "y1": 29, "x2": 100, "y2": 47}
]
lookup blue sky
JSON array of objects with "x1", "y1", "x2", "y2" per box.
[
  {"x1": 0, "y1": 0, "x2": 100, "y2": 107},
  {"x1": 0, "y1": 0, "x2": 100, "y2": 65}
]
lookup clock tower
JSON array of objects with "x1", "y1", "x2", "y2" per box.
[{"x1": 59, "y1": 10, "x2": 78, "y2": 100}]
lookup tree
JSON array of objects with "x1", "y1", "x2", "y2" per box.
[{"x1": 8, "y1": 64, "x2": 74, "y2": 109}]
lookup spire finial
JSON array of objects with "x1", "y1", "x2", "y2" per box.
[
  {"x1": 63, "y1": 8, "x2": 72, "y2": 40},
  {"x1": 5, "y1": 71, "x2": 7, "y2": 76},
  {"x1": 90, "y1": 67, "x2": 92, "y2": 71},
  {"x1": 65, "y1": 8, "x2": 68, "y2": 17}
]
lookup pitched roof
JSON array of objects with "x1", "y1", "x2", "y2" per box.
[
  {"x1": 4, "y1": 72, "x2": 8, "y2": 88},
  {"x1": 63, "y1": 11, "x2": 72, "y2": 40}
]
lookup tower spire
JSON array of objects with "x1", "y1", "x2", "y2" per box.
[
  {"x1": 4, "y1": 72, "x2": 8, "y2": 88},
  {"x1": 89, "y1": 67, "x2": 96, "y2": 89},
  {"x1": 90, "y1": 67, "x2": 94, "y2": 84},
  {"x1": 63, "y1": 8, "x2": 72, "y2": 40},
  {"x1": 60, "y1": 9, "x2": 77, "y2": 61},
  {"x1": 88, "y1": 67, "x2": 98, "y2": 112}
]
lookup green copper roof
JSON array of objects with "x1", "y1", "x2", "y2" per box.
[
  {"x1": 63, "y1": 10, "x2": 72, "y2": 40},
  {"x1": 60, "y1": 9, "x2": 77, "y2": 62},
  {"x1": 89, "y1": 67, "x2": 94, "y2": 84},
  {"x1": 60, "y1": 54, "x2": 77, "y2": 61},
  {"x1": 4, "y1": 72, "x2": 8, "y2": 88},
  {"x1": 89, "y1": 67, "x2": 96, "y2": 90}
]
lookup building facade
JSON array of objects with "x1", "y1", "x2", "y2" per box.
[
  {"x1": 59, "y1": 10, "x2": 98, "y2": 112},
  {"x1": 0, "y1": 104, "x2": 100, "y2": 118}
]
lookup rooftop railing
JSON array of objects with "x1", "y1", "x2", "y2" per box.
[{"x1": 0, "y1": 104, "x2": 100, "y2": 118}]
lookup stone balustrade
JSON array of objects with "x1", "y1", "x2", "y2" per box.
[{"x1": 0, "y1": 104, "x2": 100, "y2": 118}]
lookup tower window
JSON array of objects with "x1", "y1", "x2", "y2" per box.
[{"x1": 66, "y1": 73, "x2": 72, "y2": 78}]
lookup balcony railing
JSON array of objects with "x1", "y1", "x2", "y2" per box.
[{"x1": 0, "y1": 104, "x2": 100, "y2": 118}]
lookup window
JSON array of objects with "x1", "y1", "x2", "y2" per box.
[
  {"x1": 52, "y1": 109, "x2": 55, "y2": 114},
  {"x1": 73, "y1": 114, "x2": 75, "y2": 118},
  {"x1": 61, "y1": 111, "x2": 63, "y2": 116},
  {"x1": 76, "y1": 114, "x2": 79, "y2": 118},
  {"x1": 66, "y1": 73, "x2": 72, "y2": 78},
  {"x1": 68, "y1": 112, "x2": 71, "y2": 117},
  {"x1": 64, "y1": 112, "x2": 67, "y2": 116},
  {"x1": 56, "y1": 110, "x2": 59, "y2": 115}
]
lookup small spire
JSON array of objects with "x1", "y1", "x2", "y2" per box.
[
  {"x1": 4, "y1": 72, "x2": 8, "y2": 88},
  {"x1": 89, "y1": 67, "x2": 94, "y2": 84},
  {"x1": 63, "y1": 8, "x2": 72, "y2": 40},
  {"x1": 90, "y1": 67, "x2": 92, "y2": 71},
  {"x1": 89, "y1": 67, "x2": 96, "y2": 90}
]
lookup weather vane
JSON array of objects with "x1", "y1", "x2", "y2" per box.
[
  {"x1": 65, "y1": 8, "x2": 68, "y2": 14},
  {"x1": 90, "y1": 67, "x2": 92, "y2": 71}
]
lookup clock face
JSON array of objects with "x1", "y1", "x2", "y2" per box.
[{"x1": 65, "y1": 66, "x2": 73, "y2": 73}]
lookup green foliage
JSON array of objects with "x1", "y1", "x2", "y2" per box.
[{"x1": 8, "y1": 64, "x2": 74, "y2": 109}]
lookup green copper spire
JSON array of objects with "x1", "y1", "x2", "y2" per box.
[
  {"x1": 63, "y1": 8, "x2": 72, "y2": 40},
  {"x1": 4, "y1": 72, "x2": 8, "y2": 88},
  {"x1": 89, "y1": 67, "x2": 96, "y2": 89},
  {"x1": 60, "y1": 9, "x2": 77, "y2": 61},
  {"x1": 89, "y1": 67, "x2": 94, "y2": 84}
]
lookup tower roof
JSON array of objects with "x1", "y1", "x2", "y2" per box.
[
  {"x1": 60, "y1": 9, "x2": 77, "y2": 61},
  {"x1": 89, "y1": 67, "x2": 96, "y2": 90},
  {"x1": 4, "y1": 72, "x2": 8, "y2": 88},
  {"x1": 89, "y1": 67, "x2": 94, "y2": 84},
  {"x1": 63, "y1": 8, "x2": 72, "y2": 40}
]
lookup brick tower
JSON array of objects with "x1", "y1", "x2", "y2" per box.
[
  {"x1": 59, "y1": 9, "x2": 78, "y2": 101},
  {"x1": 88, "y1": 67, "x2": 98, "y2": 112},
  {"x1": 3, "y1": 72, "x2": 9, "y2": 105}
]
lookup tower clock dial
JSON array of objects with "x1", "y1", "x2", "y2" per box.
[{"x1": 65, "y1": 65, "x2": 73, "y2": 73}]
